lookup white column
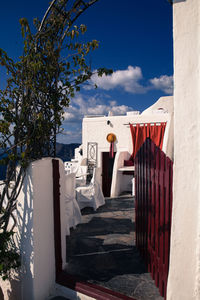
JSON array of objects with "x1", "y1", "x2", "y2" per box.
[{"x1": 167, "y1": 0, "x2": 200, "y2": 299}]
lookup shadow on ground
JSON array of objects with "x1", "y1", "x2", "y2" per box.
[{"x1": 65, "y1": 196, "x2": 163, "y2": 300}]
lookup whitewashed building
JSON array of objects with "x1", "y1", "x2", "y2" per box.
[
  {"x1": 1, "y1": 0, "x2": 200, "y2": 299},
  {"x1": 79, "y1": 95, "x2": 174, "y2": 197}
]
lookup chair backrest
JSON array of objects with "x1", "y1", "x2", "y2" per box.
[
  {"x1": 70, "y1": 164, "x2": 79, "y2": 174},
  {"x1": 65, "y1": 172, "x2": 76, "y2": 198},
  {"x1": 76, "y1": 165, "x2": 87, "y2": 177},
  {"x1": 90, "y1": 167, "x2": 101, "y2": 185},
  {"x1": 80, "y1": 158, "x2": 88, "y2": 166}
]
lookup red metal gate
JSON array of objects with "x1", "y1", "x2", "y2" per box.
[
  {"x1": 52, "y1": 159, "x2": 136, "y2": 300},
  {"x1": 135, "y1": 138, "x2": 173, "y2": 299}
]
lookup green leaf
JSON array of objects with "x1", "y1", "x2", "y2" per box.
[
  {"x1": 71, "y1": 30, "x2": 75, "y2": 39},
  {"x1": 21, "y1": 152, "x2": 26, "y2": 159}
]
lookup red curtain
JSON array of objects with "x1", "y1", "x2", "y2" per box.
[{"x1": 129, "y1": 123, "x2": 166, "y2": 162}]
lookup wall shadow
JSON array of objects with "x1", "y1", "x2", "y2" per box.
[{"x1": 7, "y1": 172, "x2": 34, "y2": 300}]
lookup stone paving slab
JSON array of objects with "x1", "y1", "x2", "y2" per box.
[{"x1": 65, "y1": 196, "x2": 164, "y2": 300}]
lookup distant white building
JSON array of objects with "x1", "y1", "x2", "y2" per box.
[{"x1": 75, "y1": 95, "x2": 174, "y2": 197}]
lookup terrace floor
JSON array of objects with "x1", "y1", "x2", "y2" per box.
[{"x1": 64, "y1": 195, "x2": 163, "y2": 300}]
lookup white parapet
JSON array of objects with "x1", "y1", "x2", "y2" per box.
[
  {"x1": 1, "y1": 158, "x2": 56, "y2": 300},
  {"x1": 0, "y1": 158, "x2": 92, "y2": 300}
]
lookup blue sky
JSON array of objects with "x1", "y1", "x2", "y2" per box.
[{"x1": 0, "y1": 0, "x2": 173, "y2": 144}]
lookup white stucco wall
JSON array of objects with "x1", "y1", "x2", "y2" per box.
[
  {"x1": 0, "y1": 158, "x2": 56, "y2": 300},
  {"x1": 141, "y1": 96, "x2": 173, "y2": 115},
  {"x1": 167, "y1": 0, "x2": 200, "y2": 299},
  {"x1": 82, "y1": 97, "x2": 173, "y2": 196},
  {"x1": 20, "y1": 158, "x2": 55, "y2": 300},
  {"x1": 82, "y1": 100, "x2": 173, "y2": 165},
  {"x1": 0, "y1": 158, "x2": 100, "y2": 300},
  {"x1": 110, "y1": 151, "x2": 131, "y2": 197}
]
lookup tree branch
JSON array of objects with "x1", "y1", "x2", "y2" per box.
[{"x1": 61, "y1": 0, "x2": 99, "y2": 42}]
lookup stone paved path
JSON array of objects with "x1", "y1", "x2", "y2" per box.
[
  {"x1": 50, "y1": 297, "x2": 70, "y2": 300},
  {"x1": 65, "y1": 196, "x2": 163, "y2": 300}
]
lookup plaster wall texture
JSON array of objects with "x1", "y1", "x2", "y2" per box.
[
  {"x1": 167, "y1": 0, "x2": 200, "y2": 299},
  {"x1": 20, "y1": 158, "x2": 56, "y2": 300},
  {"x1": 82, "y1": 103, "x2": 172, "y2": 165},
  {"x1": 0, "y1": 158, "x2": 97, "y2": 300},
  {"x1": 0, "y1": 159, "x2": 55, "y2": 300},
  {"x1": 110, "y1": 151, "x2": 131, "y2": 197},
  {"x1": 142, "y1": 96, "x2": 173, "y2": 115},
  {"x1": 82, "y1": 97, "x2": 173, "y2": 196}
]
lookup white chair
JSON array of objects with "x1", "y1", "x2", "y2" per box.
[
  {"x1": 65, "y1": 172, "x2": 82, "y2": 229},
  {"x1": 75, "y1": 165, "x2": 88, "y2": 187},
  {"x1": 64, "y1": 161, "x2": 73, "y2": 174},
  {"x1": 64, "y1": 159, "x2": 88, "y2": 186},
  {"x1": 64, "y1": 161, "x2": 78, "y2": 174},
  {"x1": 59, "y1": 162, "x2": 82, "y2": 236},
  {"x1": 76, "y1": 167, "x2": 105, "y2": 211}
]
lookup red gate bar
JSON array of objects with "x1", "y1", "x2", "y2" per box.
[
  {"x1": 135, "y1": 138, "x2": 173, "y2": 299},
  {"x1": 52, "y1": 159, "x2": 138, "y2": 300}
]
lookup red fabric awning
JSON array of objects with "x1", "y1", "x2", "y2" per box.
[{"x1": 129, "y1": 123, "x2": 166, "y2": 161}]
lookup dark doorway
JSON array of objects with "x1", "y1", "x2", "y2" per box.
[{"x1": 102, "y1": 152, "x2": 116, "y2": 197}]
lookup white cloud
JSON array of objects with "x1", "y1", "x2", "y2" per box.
[
  {"x1": 84, "y1": 66, "x2": 173, "y2": 95},
  {"x1": 63, "y1": 94, "x2": 133, "y2": 123},
  {"x1": 85, "y1": 66, "x2": 146, "y2": 94},
  {"x1": 59, "y1": 94, "x2": 134, "y2": 143},
  {"x1": 58, "y1": 70, "x2": 173, "y2": 143},
  {"x1": 149, "y1": 75, "x2": 173, "y2": 94},
  {"x1": 63, "y1": 111, "x2": 75, "y2": 121}
]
